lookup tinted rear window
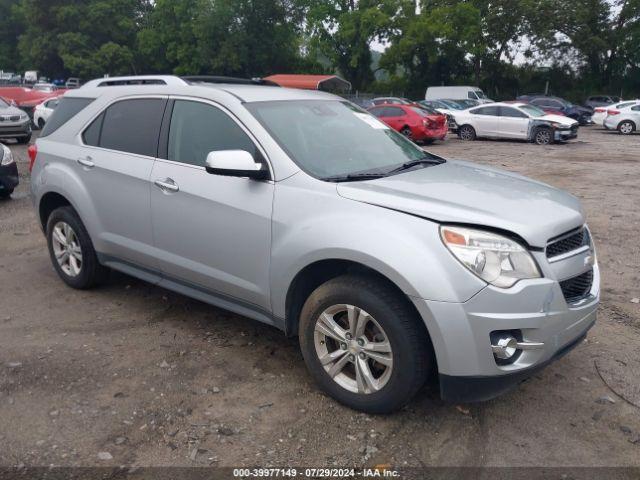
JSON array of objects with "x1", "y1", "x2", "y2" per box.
[
  {"x1": 99, "y1": 98, "x2": 166, "y2": 157},
  {"x1": 40, "y1": 97, "x2": 94, "y2": 137}
]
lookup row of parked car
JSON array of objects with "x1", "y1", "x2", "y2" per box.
[{"x1": 364, "y1": 92, "x2": 638, "y2": 145}]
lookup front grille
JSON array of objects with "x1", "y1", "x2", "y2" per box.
[
  {"x1": 559, "y1": 269, "x2": 593, "y2": 303},
  {"x1": 546, "y1": 228, "x2": 590, "y2": 259}
]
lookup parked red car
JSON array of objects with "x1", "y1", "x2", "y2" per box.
[
  {"x1": 367, "y1": 104, "x2": 448, "y2": 143},
  {"x1": 0, "y1": 86, "x2": 66, "y2": 120}
]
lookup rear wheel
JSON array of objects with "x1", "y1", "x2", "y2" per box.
[
  {"x1": 299, "y1": 274, "x2": 432, "y2": 413},
  {"x1": 458, "y1": 125, "x2": 476, "y2": 141},
  {"x1": 618, "y1": 120, "x2": 635, "y2": 135},
  {"x1": 0, "y1": 189, "x2": 13, "y2": 199},
  {"x1": 46, "y1": 206, "x2": 108, "y2": 289},
  {"x1": 533, "y1": 126, "x2": 552, "y2": 145},
  {"x1": 401, "y1": 126, "x2": 413, "y2": 140}
]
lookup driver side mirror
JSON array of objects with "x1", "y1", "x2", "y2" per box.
[{"x1": 205, "y1": 150, "x2": 268, "y2": 180}]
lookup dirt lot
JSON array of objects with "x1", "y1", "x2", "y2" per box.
[{"x1": 1, "y1": 127, "x2": 639, "y2": 471}]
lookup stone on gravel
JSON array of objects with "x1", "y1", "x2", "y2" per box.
[
  {"x1": 97, "y1": 451, "x2": 113, "y2": 460},
  {"x1": 114, "y1": 437, "x2": 126, "y2": 445},
  {"x1": 631, "y1": 298, "x2": 639, "y2": 304},
  {"x1": 159, "y1": 360, "x2": 170, "y2": 369},
  {"x1": 217, "y1": 426, "x2": 234, "y2": 436},
  {"x1": 7, "y1": 362, "x2": 22, "y2": 368},
  {"x1": 595, "y1": 395, "x2": 617, "y2": 405}
]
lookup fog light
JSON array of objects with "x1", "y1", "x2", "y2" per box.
[{"x1": 492, "y1": 335, "x2": 518, "y2": 360}]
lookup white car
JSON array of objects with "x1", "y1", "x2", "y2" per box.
[
  {"x1": 33, "y1": 97, "x2": 60, "y2": 129},
  {"x1": 603, "y1": 101, "x2": 640, "y2": 134},
  {"x1": 453, "y1": 102, "x2": 578, "y2": 145},
  {"x1": 593, "y1": 100, "x2": 640, "y2": 127}
]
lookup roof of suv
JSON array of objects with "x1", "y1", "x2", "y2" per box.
[{"x1": 69, "y1": 75, "x2": 337, "y2": 103}]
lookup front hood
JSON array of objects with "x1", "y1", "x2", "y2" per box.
[{"x1": 337, "y1": 160, "x2": 585, "y2": 247}]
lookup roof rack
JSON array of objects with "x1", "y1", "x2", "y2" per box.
[
  {"x1": 81, "y1": 75, "x2": 188, "y2": 88},
  {"x1": 182, "y1": 76, "x2": 280, "y2": 87}
]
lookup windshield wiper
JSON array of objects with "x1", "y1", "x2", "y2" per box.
[
  {"x1": 322, "y1": 172, "x2": 388, "y2": 182},
  {"x1": 386, "y1": 156, "x2": 445, "y2": 175}
]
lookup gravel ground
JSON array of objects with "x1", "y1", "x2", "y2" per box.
[{"x1": 0, "y1": 127, "x2": 639, "y2": 470}]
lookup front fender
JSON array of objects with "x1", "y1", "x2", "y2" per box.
[{"x1": 269, "y1": 175, "x2": 486, "y2": 321}]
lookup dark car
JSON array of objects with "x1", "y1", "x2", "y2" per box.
[
  {"x1": 516, "y1": 95, "x2": 593, "y2": 125},
  {"x1": 0, "y1": 143, "x2": 19, "y2": 198},
  {"x1": 585, "y1": 95, "x2": 621, "y2": 109}
]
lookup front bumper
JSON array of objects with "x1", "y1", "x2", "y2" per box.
[
  {"x1": 0, "y1": 162, "x2": 19, "y2": 192},
  {"x1": 554, "y1": 127, "x2": 578, "y2": 141},
  {"x1": 0, "y1": 120, "x2": 31, "y2": 139},
  {"x1": 411, "y1": 261, "x2": 599, "y2": 402}
]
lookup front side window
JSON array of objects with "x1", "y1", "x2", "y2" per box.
[
  {"x1": 468, "y1": 91, "x2": 477, "y2": 99},
  {"x1": 245, "y1": 100, "x2": 437, "y2": 179},
  {"x1": 168, "y1": 100, "x2": 257, "y2": 167},
  {"x1": 98, "y1": 98, "x2": 166, "y2": 157}
]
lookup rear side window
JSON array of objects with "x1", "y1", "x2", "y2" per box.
[
  {"x1": 471, "y1": 106, "x2": 499, "y2": 116},
  {"x1": 41, "y1": 97, "x2": 94, "y2": 137},
  {"x1": 385, "y1": 107, "x2": 405, "y2": 116},
  {"x1": 98, "y1": 98, "x2": 166, "y2": 156},
  {"x1": 167, "y1": 100, "x2": 256, "y2": 167}
]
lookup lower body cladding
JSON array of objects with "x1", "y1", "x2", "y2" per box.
[
  {"x1": 0, "y1": 161, "x2": 19, "y2": 193},
  {"x1": 411, "y1": 263, "x2": 599, "y2": 402}
]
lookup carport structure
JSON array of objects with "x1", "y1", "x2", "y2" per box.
[{"x1": 264, "y1": 74, "x2": 351, "y2": 92}]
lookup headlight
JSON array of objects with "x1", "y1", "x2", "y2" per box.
[
  {"x1": 440, "y1": 226, "x2": 540, "y2": 288},
  {"x1": 0, "y1": 144, "x2": 14, "y2": 166},
  {"x1": 20, "y1": 114, "x2": 29, "y2": 121}
]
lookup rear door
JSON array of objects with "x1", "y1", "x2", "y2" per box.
[
  {"x1": 498, "y1": 106, "x2": 530, "y2": 139},
  {"x1": 149, "y1": 98, "x2": 274, "y2": 311},
  {"x1": 79, "y1": 96, "x2": 167, "y2": 268}
]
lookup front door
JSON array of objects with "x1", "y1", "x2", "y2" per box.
[
  {"x1": 150, "y1": 99, "x2": 274, "y2": 311},
  {"x1": 498, "y1": 106, "x2": 530, "y2": 139}
]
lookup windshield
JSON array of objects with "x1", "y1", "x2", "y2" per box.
[
  {"x1": 411, "y1": 106, "x2": 438, "y2": 116},
  {"x1": 246, "y1": 100, "x2": 439, "y2": 179},
  {"x1": 474, "y1": 90, "x2": 487, "y2": 99},
  {"x1": 519, "y1": 105, "x2": 546, "y2": 117},
  {"x1": 0, "y1": 98, "x2": 8, "y2": 108}
]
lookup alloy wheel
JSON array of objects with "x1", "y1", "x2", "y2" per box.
[
  {"x1": 620, "y1": 122, "x2": 633, "y2": 135},
  {"x1": 313, "y1": 304, "x2": 393, "y2": 395},
  {"x1": 51, "y1": 221, "x2": 83, "y2": 277},
  {"x1": 535, "y1": 129, "x2": 551, "y2": 145},
  {"x1": 459, "y1": 126, "x2": 474, "y2": 140}
]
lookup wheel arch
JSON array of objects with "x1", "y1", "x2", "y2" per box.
[
  {"x1": 38, "y1": 191, "x2": 74, "y2": 230},
  {"x1": 618, "y1": 119, "x2": 636, "y2": 132}
]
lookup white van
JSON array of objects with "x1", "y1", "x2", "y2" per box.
[
  {"x1": 24, "y1": 70, "x2": 38, "y2": 84},
  {"x1": 425, "y1": 86, "x2": 493, "y2": 103}
]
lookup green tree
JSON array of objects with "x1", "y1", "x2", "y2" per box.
[
  {"x1": 17, "y1": 0, "x2": 150, "y2": 78},
  {"x1": 306, "y1": 0, "x2": 399, "y2": 91},
  {"x1": 0, "y1": 0, "x2": 22, "y2": 72}
]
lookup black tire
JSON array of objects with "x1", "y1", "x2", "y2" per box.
[
  {"x1": 0, "y1": 189, "x2": 13, "y2": 199},
  {"x1": 45, "y1": 206, "x2": 108, "y2": 289},
  {"x1": 423, "y1": 138, "x2": 435, "y2": 145},
  {"x1": 533, "y1": 126, "x2": 552, "y2": 145},
  {"x1": 37, "y1": 118, "x2": 45, "y2": 130},
  {"x1": 17, "y1": 134, "x2": 32, "y2": 144},
  {"x1": 618, "y1": 120, "x2": 635, "y2": 135},
  {"x1": 400, "y1": 126, "x2": 413, "y2": 140},
  {"x1": 299, "y1": 274, "x2": 432, "y2": 413},
  {"x1": 458, "y1": 124, "x2": 476, "y2": 141}
]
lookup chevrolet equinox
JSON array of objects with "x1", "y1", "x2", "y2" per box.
[{"x1": 30, "y1": 76, "x2": 599, "y2": 413}]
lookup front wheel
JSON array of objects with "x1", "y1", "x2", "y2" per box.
[
  {"x1": 618, "y1": 120, "x2": 635, "y2": 135},
  {"x1": 46, "y1": 206, "x2": 109, "y2": 289},
  {"x1": 458, "y1": 125, "x2": 476, "y2": 141},
  {"x1": 299, "y1": 275, "x2": 432, "y2": 413},
  {"x1": 37, "y1": 118, "x2": 45, "y2": 130},
  {"x1": 533, "y1": 127, "x2": 552, "y2": 145}
]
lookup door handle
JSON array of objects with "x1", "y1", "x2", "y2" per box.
[
  {"x1": 77, "y1": 156, "x2": 95, "y2": 168},
  {"x1": 154, "y1": 178, "x2": 179, "y2": 193}
]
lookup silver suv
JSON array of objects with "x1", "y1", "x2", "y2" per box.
[{"x1": 30, "y1": 76, "x2": 599, "y2": 413}]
